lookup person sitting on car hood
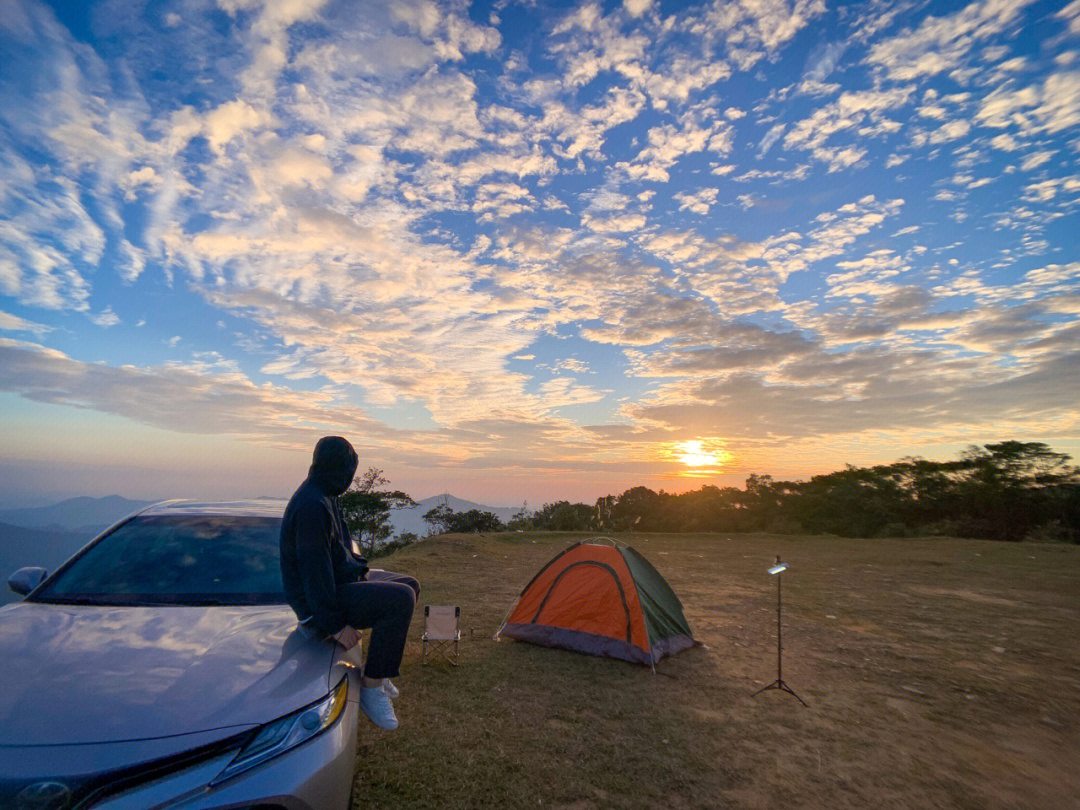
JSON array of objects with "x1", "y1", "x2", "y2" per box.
[{"x1": 280, "y1": 435, "x2": 419, "y2": 731}]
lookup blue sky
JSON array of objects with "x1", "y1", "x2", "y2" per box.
[{"x1": 1, "y1": 0, "x2": 1078, "y2": 506}]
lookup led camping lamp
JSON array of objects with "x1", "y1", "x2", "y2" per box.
[{"x1": 752, "y1": 555, "x2": 807, "y2": 706}]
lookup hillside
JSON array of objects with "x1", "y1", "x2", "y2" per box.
[{"x1": 352, "y1": 531, "x2": 1080, "y2": 809}]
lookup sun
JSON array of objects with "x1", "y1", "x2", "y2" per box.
[{"x1": 674, "y1": 440, "x2": 728, "y2": 469}]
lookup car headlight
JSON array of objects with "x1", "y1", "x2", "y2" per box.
[{"x1": 212, "y1": 675, "x2": 349, "y2": 784}]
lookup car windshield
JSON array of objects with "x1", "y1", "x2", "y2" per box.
[{"x1": 31, "y1": 515, "x2": 285, "y2": 606}]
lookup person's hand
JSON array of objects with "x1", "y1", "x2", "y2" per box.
[{"x1": 332, "y1": 625, "x2": 361, "y2": 650}]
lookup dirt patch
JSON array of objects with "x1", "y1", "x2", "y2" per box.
[{"x1": 907, "y1": 585, "x2": 1020, "y2": 606}]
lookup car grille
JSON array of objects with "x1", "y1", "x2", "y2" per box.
[
  {"x1": 0, "y1": 730, "x2": 249, "y2": 810},
  {"x1": 1, "y1": 776, "x2": 91, "y2": 810}
]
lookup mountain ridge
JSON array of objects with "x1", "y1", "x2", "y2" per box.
[{"x1": 0, "y1": 495, "x2": 154, "y2": 532}]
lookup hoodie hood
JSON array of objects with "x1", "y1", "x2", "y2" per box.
[{"x1": 309, "y1": 435, "x2": 358, "y2": 497}]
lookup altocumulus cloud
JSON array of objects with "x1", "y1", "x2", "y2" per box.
[{"x1": 0, "y1": 0, "x2": 1078, "y2": 493}]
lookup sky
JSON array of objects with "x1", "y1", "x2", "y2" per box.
[{"x1": 1, "y1": 0, "x2": 1078, "y2": 507}]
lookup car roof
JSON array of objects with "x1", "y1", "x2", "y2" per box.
[{"x1": 138, "y1": 499, "x2": 288, "y2": 518}]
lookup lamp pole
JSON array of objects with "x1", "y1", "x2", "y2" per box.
[
  {"x1": 777, "y1": 566, "x2": 782, "y2": 684},
  {"x1": 752, "y1": 554, "x2": 807, "y2": 706}
]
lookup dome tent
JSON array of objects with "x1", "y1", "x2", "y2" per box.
[{"x1": 495, "y1": 540, "x2": 698, "y2": 668}]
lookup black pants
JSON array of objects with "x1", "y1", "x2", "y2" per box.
[{"x1": 339, "y1": 569, "x2": 419, "y2": 679}]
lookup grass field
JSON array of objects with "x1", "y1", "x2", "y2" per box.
[{"x1": 350, "y1": 532, "x2": 1080, "y2": 810}]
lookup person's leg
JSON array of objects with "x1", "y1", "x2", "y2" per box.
[
  {"x1": 365, "y1": 568, "x2": 421, "y2": 599},
  {"x1": 336, "y1": 580, "x2": 416, "y2": 680},
  {"x1": 358, "y1": 572, "x2": 420, "y2": 701}
]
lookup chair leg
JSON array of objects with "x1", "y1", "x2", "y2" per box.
[{"x1": 422, "y1": 638, "x2": 460, "y2": 665}]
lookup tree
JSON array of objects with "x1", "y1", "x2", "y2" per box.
[
  {"x1": 507, "y1": 502, "x2": 533, "y2": 531},
  {"x1": 594, "y1": 495, "x2": 616, "y2": 530},
  {"x1": 422, "y1": 503, "x2": 455, "y2": 535},
  {"x1": 412, "y1": 442, "x2": 1079, "y2": 543},
  {"x1": 957, "y1": 442, "x2": 1080, "y2": 540},
  {"x1": 451, "y1": 509, "x2": 504, "y2": 533},
  {"x1": 611, "y1": 486, "x2": 662, "y2": 531},
  {"x1": 338, "y1": 468, "x2": 415, "y2": 558},
  {"x1": 530, "y1": 500, "x2": 595, "y2": 531},
  {"x1": 423, "y1": 505, "x2": 504, "y2": 534}
]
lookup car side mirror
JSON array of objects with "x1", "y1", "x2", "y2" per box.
[{"x1": 8, "y1": 567, "x2": 48, "y2": 596}]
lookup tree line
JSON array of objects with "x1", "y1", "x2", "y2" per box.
[{"x1": 339, "y1": 442, "x2": 1080, "y2": 549}]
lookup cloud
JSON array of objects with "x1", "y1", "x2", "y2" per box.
[
  {"x1": 1020, "y1": 150, "x2": 1054, "y2": 171},
  {"x1": 757, "y1": 123, "x2": 786, "y2": 157},
  {"x1": 618, "y1": 114, "x2": 733, "y2": 182},
  {"x1": 623, "y1": 0, "x2": 654, "y2": 18},
  {"x1": 0, "y1": 310, "x2": 50, "y2": 335},
  {"x1": 536, "y1": 377, "x2": 605, "y2": 406},
  {"x1": 1057, "y1": 0, "x2": 1080, "y2": 36},
  {"x1": 803, "y1": 40, "x2": 846, "y2": 83},
  {"x1": 632, "y1": 349, "x2": 1079, "y2": 443},
  {"x1": 90, "y1": 307, "x2": 120, "y2": 328},
  {"x1": 783, "y1": 86, "x2": 914, "y2": 169},
  {"x1": 582, "y1": 212, "x2": 648, "y2": 233},
  {"x1": 976, "y1": 70, "x2": 1080, "y2": 136},
  {"x1": 929, "y1": 119, "x2": 971, "y2": 143},
  {"x1": 202, "y1": 100, "x2": 276, "y2": 156},
  {"x1": 866, "y1": 0, "x2": 1037, "y2": 82},
  {"x1": 688, "y1": 0, "x2": 827, "y2": 57},
  {"x1": 1021, "y1": 176, "x2": 1080, "y2": 203},
  {"x1": 2, "y1": 0, "x2": 1078, "y2": 493},
  {"x1": 0, "y1": 337, "x2": 391, "y2": 446},
  {"x1": 673, "y1": 188, "x2": 719, "y2": 215},
  {"x1": 0, "y1": 336, "x2": 581, "y2": 473}
]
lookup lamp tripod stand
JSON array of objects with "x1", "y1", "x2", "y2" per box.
[{"x1": 752, "y1": 555, "x2": 807, "y2": 706}]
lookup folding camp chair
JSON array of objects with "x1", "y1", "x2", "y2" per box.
[{"x1": 421, "y1": 605, "x2": 461, "y2": 665}]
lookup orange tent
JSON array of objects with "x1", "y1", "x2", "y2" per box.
[{"x1": 496, "y1": 542, "x2": 697, "y2": 667}]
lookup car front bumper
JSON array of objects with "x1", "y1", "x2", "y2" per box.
[
  {"x1": 0, "y1": 689, "x2": 359, "y2": 810},
  {"x1": 95, "y1": 697, "x2": 359, "y2": 810}
]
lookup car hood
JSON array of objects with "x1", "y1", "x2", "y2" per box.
[{"x1": 0, "y1": 602, "x2": 335, "y2": 744}]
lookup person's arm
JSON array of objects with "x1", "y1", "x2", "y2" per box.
[
  {"x1": 332, "y1": 500, "x2": 368, "y2": 581},
  {"x1": 294, "y1": 501, "x2": 349, "y2": 636}
]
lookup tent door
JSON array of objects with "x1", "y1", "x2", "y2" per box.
[{"x1": 530, "y1": 561, "x2": 633, "y2": 643}]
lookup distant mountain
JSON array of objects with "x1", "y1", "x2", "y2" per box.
[
  {"x1": 0, "y1": 522, "x2": 99, "y2": 606},
  {"x1": 0, "y1": 495, "x2": 154, "y2": 533},
  {"x1": 389, "y1": 494, "x2": 522, "y2": 538}
]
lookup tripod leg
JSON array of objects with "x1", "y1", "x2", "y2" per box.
[
  {"x1": 778, "y1": 680, "x2": 809, "y2": 707},
  {"x1": 751, "y1": 680, "x2": 780, "y2": 697}
]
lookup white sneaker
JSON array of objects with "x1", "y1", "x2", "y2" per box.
[
  {"x1": 383, "y1": 678, "x2": 400, "y2": 700},
  {"x1": 359, "y1": 686, "x2": 399, "y2": 730}
]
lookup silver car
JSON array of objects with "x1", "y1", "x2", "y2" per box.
[{"x1": 0, "y1": 500, "x2": 360, "y2": 810}]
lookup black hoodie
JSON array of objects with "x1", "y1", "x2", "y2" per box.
[{"x1": 280, "y1": 436, "x2": 367, "y2": 636}]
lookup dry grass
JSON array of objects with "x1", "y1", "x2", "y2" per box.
[{"x1": 351, "y1": 532, "x2": 1080, "y2": 810}]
